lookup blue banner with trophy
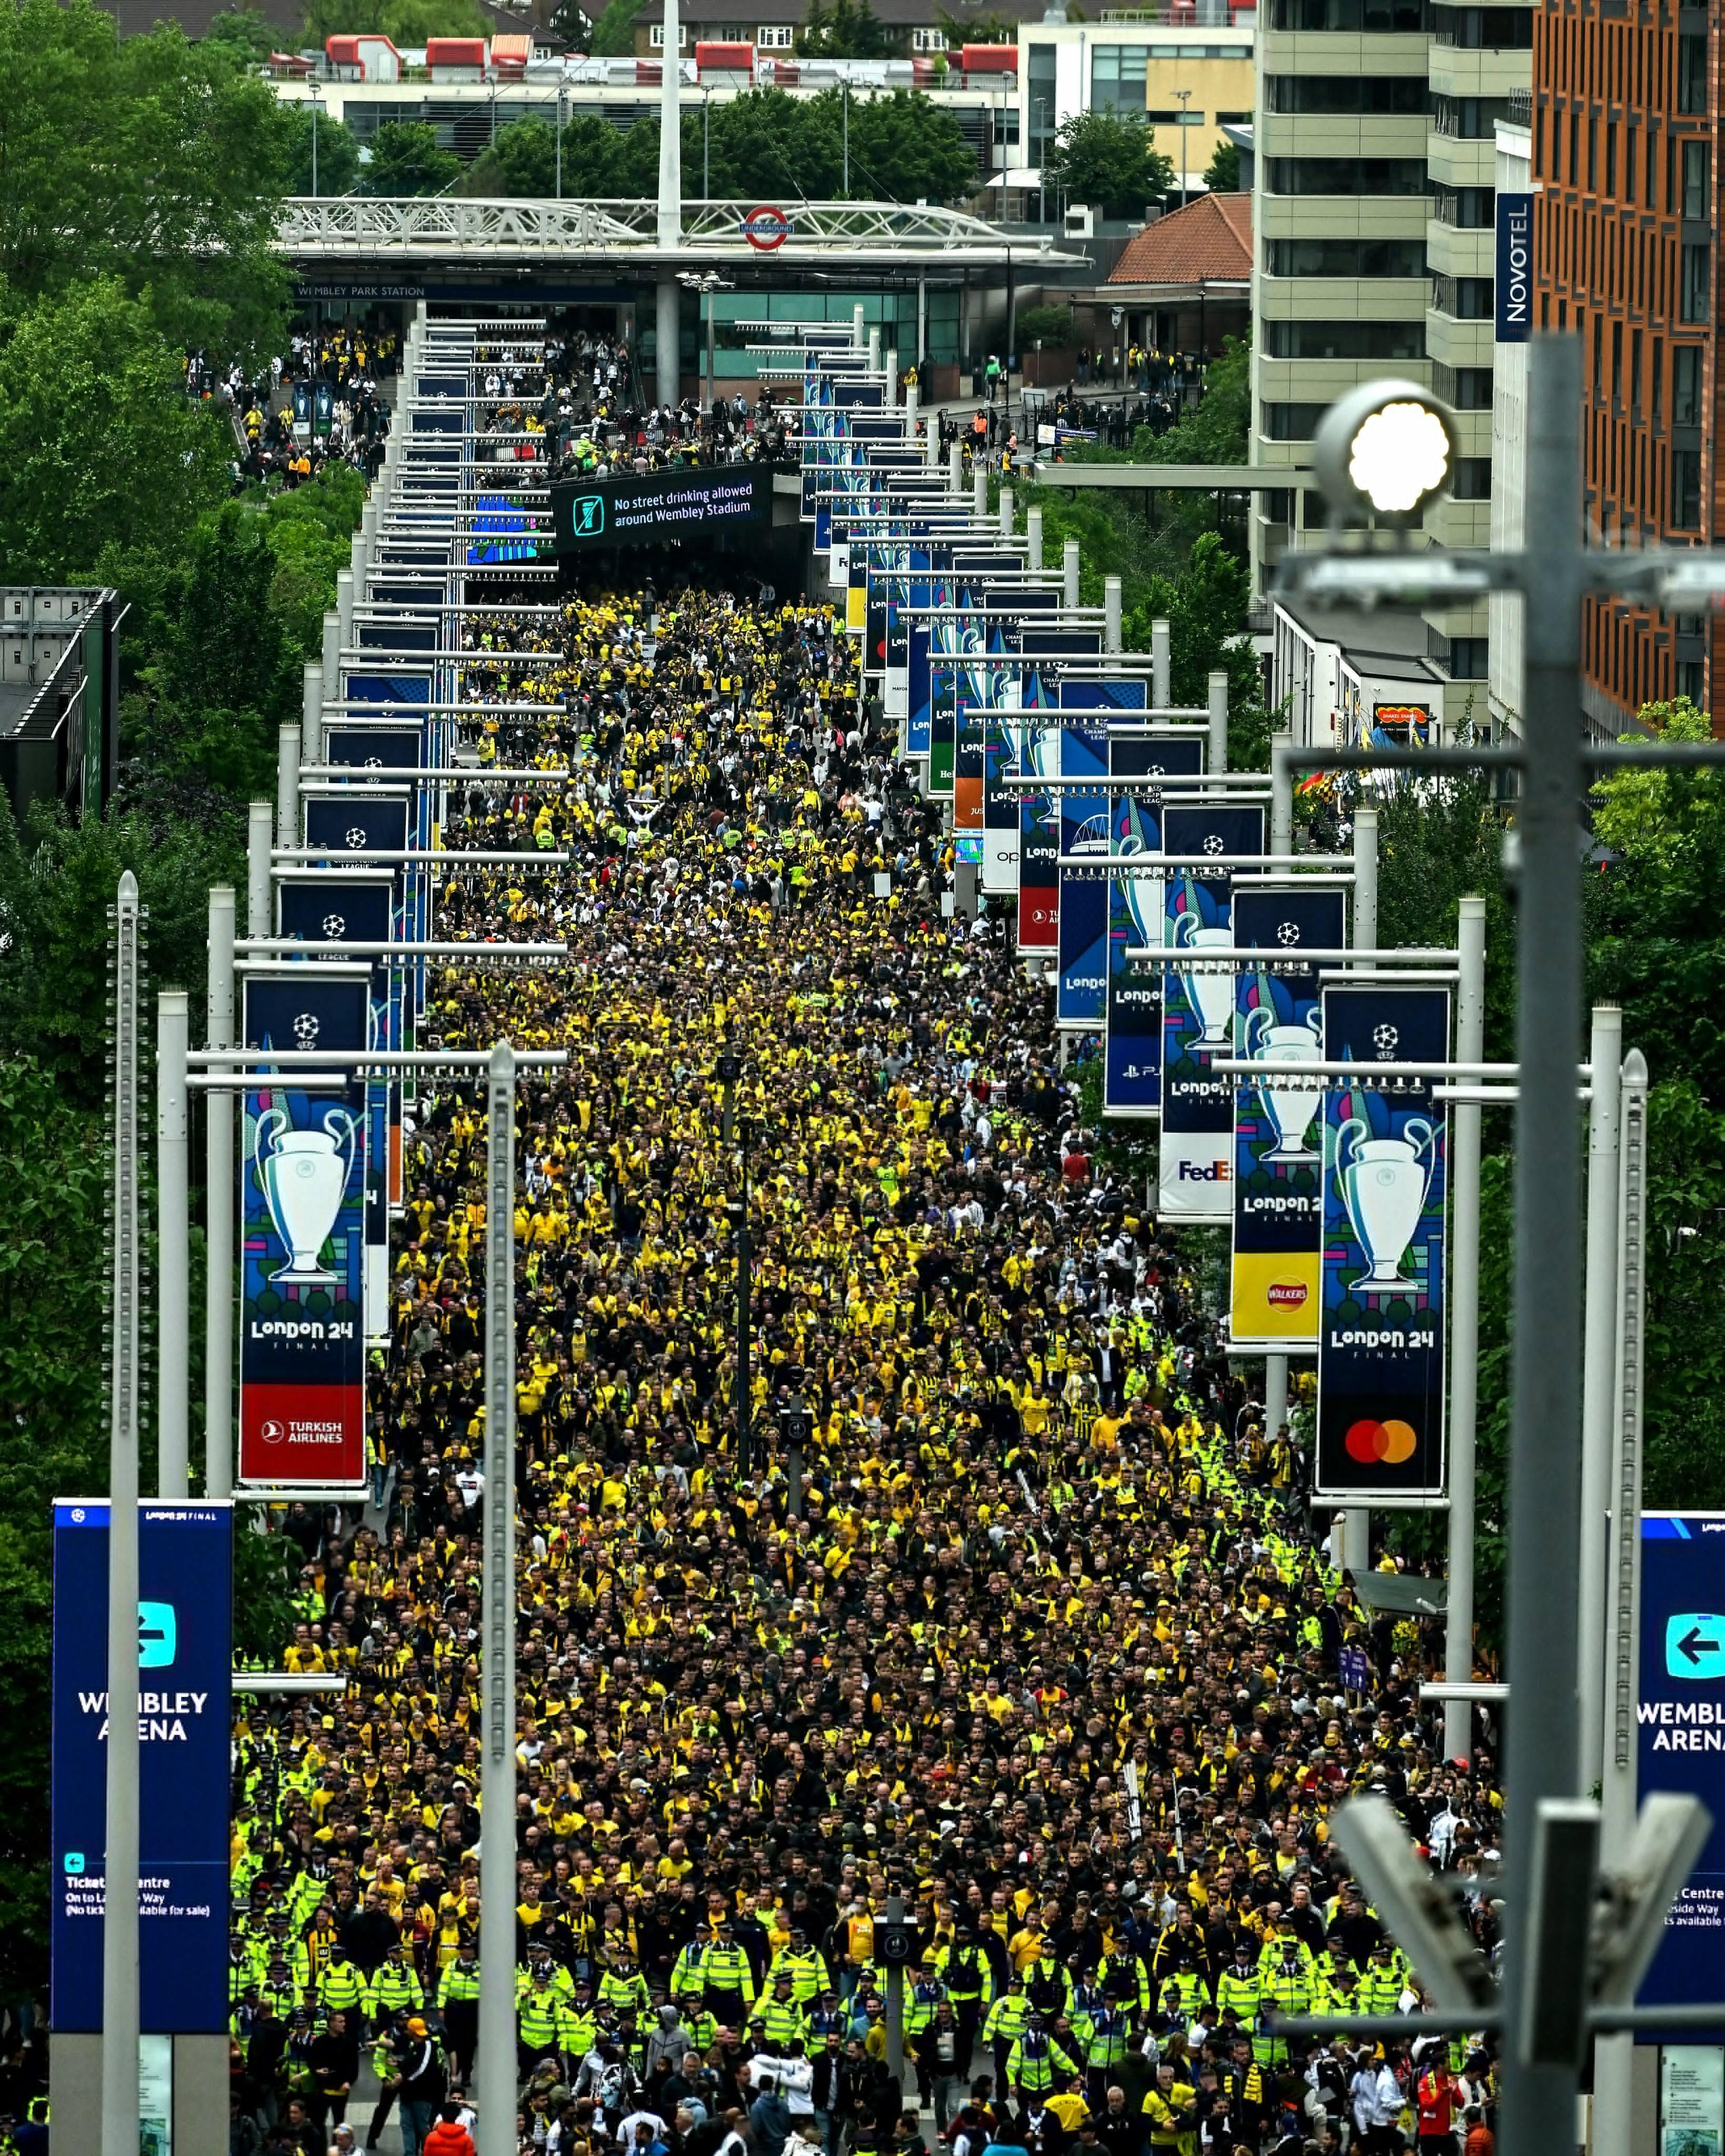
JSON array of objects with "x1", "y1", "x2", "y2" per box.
[
  {"x1": 1101, "y1": 733, "x2": 1204, "y2": 1119},
  {"x1": 1315, "y1": 983, "x2": 1451, "y2": 1502},
  {"x1": 1158, "y1": 804, "x2": 1265, "y2": 1216},
  {"x1": 1229, "y1": 885, "x2": 1349, "y2": 1349},
  {"x1": 238, "y1": 967, "x2": 370, "y2": 1490},
  {"x1": 1055, "y1": 720, "x2": 1110, "y2": 1030}
]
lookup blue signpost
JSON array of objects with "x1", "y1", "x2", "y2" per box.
[
  {"x1": 1637, "y1": 1513, "x2": 1725, "y2": 2023},
  {"x1": 51, "y1": 1501, "x2": 233, "y2": 2034}
]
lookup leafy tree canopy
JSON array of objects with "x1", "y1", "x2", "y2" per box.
[
  {"x1": 587, "y1": 0, "x2": 643, "y2": 52},
  {"x1": 798, "y1": 0, "x2": 892, "y2": 57},
  {"x1": 1202, "y1": 138, "x2": 1240, "y2": 192},
  {"x1": 1043, "y1": 111, "x2": 1174, "y2": 221},
  {"x1": 280, "y1": 99, "x2": 365, "y2": 196},
  {"x1": 1016, "y1": 303, "x2": 1074, "y2": 347},
  {"x1": 0, "y1": 0, "x2": 291, "y2": 355},
  {"x1": 1137, "y1": 332, "x2": 1250, "y2": 464},
  {"x1": 303, "y1": 0, "x2": 488, "y2": 41},
  {"x1": 362, "y1": 118, "x2": 464, "y2": 195}
]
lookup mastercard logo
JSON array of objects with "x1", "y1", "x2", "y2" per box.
[{"x1": 1344, "y1": 1418, "x2": 1418, "y2": 1465}]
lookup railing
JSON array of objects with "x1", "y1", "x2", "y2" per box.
[{"x1": 278, "y1": 195, "x2": 1075, "y2": 260}]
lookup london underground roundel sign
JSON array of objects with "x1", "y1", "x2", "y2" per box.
[{"x1": 741, "y1": 204, "x2": 792, "y2": 251}]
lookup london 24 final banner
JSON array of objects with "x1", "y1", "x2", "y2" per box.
[
  {"x1": 1315, "y1": 983, "x2": 1451, "y2": 1503},
  {"x1": 238, "y1": 968, "x2": 370, "y2": 1488},
  {"x1": 1229, "y1": 884, "x2": 1348, "y2": 1350}
]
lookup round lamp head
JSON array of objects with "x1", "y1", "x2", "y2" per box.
[{"x1": 1312, "y1": 380, "x2": 1457, "y2": 526}]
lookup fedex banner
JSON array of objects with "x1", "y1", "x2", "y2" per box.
[
  {"x1": 1158, "y1": 804, "x2": 1265, "y2": 1217},
  {"x1": 239, "y1": 969, "x2": 370, "y2": 1488}
]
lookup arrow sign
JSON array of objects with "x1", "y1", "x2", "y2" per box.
[{"x1": 1665, "y1": 1611, "x2": 1725, "y2": 1680}]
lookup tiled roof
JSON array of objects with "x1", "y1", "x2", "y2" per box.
[{"x1": 1106, "y1": 191, "x2": 1252, "y2": 286}]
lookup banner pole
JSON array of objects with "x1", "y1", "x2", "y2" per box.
[
  {"x1": 156, "y1": 990, "x2": 190, "y2": 1499},
  {"x1": 478, "y1": 1042, "x2": 517, "y2": 2156},
  {"x1": 205, "y1": 890, "x2": 235, "y2": 1500},
  {"x1": 1577, "y1": 1003, "x2": 1623, "y2": 1784},
  {"x1": 102, "y1": 871, "x2": 142, "y2": 2156},
  {"x1": 1443, "y1": 894, "x2": 1487, "y2": 1764},
  {"x1": 1340, "y1": 805, "x2": 1380, "y2": 1577}
]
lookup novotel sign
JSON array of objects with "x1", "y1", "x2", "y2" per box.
[{"x1": 1495, "y1": 192, "x2": 1533, "y2": 344}]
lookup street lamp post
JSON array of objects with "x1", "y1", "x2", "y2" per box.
[
  {"x1": 556, "y1": 86, "x2": 567, "y2": 198},
  {"x1": 1036, "y1": 99, "x2": 1049, "y2": 224},
  {"x1": 1174, "y1": 87, "x2": 1192, "y2": 207},
  {"x1": 1283, "y1": 335, "x2": 1725, "y2": 2156},
  {"x1": 307, "y1": 83, "x2": 324, "y2": 198}
]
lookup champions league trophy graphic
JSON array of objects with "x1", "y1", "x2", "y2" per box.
[
  {"x1": 1172, "y1": 908, "x2": 1236, "y2": 1050},
  {"x1": 1335, "y1": 1114, "x2": 1435, "y2": 1298},
  {"x1": 255, "y1": 1015, "x2": 358, "y2": 1288},
  {"x1": 1244, "y1": 1004, "x2": 1324, "y2": 1161}
]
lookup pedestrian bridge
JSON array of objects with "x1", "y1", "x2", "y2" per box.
[{"x1": 278, "y1": 195, "x2": 1086, "y2": 274}]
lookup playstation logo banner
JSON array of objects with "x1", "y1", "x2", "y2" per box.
[{"x1": 1315, "y1": 983, "x2": 1451, "y2": 1504}]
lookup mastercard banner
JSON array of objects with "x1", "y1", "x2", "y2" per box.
[
  {"x1": 1228, "y1": 884, "x2": 1348, "y2": 1349},
  {"x1": 1315, "y1": 983, "x2": 1451, "y2": 1504}
]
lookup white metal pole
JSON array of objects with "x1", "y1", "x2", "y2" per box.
[
  {"x1": 302, "y1": 662, "x2": 323, "y2": 768},
  {"x1": 1263, "y1": 1355, "x2": 1288, "y2": 1440},
  {"x1": 1443, "y1": 894, "x2": 1487, "y2": 1763},
  {"x1": 884, "y1": 348, "x2": 898, "y2": 405},
  {"x1": 1026, "y1": 506, "x2": 1043, "y2": 571},
  {"x1": 1207, "y1": 670, "x2": 1228, "y2": 774},
  {"x1": 1342, "y1": 805, "x2": 1380, "y2": 1578},
  {"x1": 102, "y1": 871, "x2": 142, "y2": 2156},
  {"x1": 999, "y1": 485, "x2": 1014, "y2": 539},
  {"x1": 1593, "y1": 1046, "x2": 1648, "y2": 2156},
  {"x1": 205, "y1": 888, "x2": 234, "y2": 1501},
  {"x1": 906, "y1": 382, "x2": 918, "y2": 442},
  {"x1": 335, "y1": 567, "x2": 354, "y2": 658},
  {"x1": 321, "y1": 609, "x2": 340, "y2": 698},
  {"x1": 156, "y1": 990, "x2": 190, "y2": 1500},
  {"x1": 973, "y1": 466, "x2": 987, "y2": 518},
  {"x1": 478, "y1": 1042, "x2": 518, "y2": 2156},
  {"x1": 1578, "y1": 1003, "x2": 1624, "y2": 1783},
  {"x1": 246, "y1": 802, "x2": 273, "y2": 941},
  {"x1": 657, "y1": 0, "x2": 681, "y2": 249},
  {"x1": 853, "y1": 302, "x2": 865, "y2": 351},
  {"x1": 276, "y1": 725, "x2": 301, "y2": 851},
  {"x1": 1063, "y1": 538, "x2": 1079, "y2": 611},
  {"x1": 656, "y1": 277, "x2": 680, "y2": 410},
  {"x1": 1271, "y1": 751, "x2": 1293, "y2": 856},
  {"x1": 868, "y1": 326, "x2": 881, "y2": 374},
  {"x1": 1151, "y1": 617, "x2": 1171, "y2": 710},
  {"x1": 1104, "y1": 575, "x2": 1122, "y2": 654},
  {"x1": 949, "y1": 443, "x2": 963, "y2": 497}
]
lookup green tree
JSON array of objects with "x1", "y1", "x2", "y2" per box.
[
  {"x1": 1015, "y1": 303, "x2": 1074, "y2": 347},
  {"x1": 842, "y1": 88, "x2": 977, "y2": 199},
  {"x1": 362, "y1": 119, "x2": 463, "y2": 196},
  {"x1": 0, "y1": 0, "x2": 291, "y2": 354},
  {"x1": 588, "y1": 0, "x2": 644, "y2": 52},
  {"x1": 1202, "y1": 137, "x2": 1240, "y2": 192},
  {"x1": 0, "y1": 281, "x2": 232, "y2": 587},
  {"x1": 281, "y1": 98, "x2": 365, "y2": 196},
  {"x1": 1043, "y1": 111, "x2": 1174, "y2": 221},
  {"x1": 466, "y1": 114, "x2": 560, "y2": 195},
  {"x1": 303, "y1": 0, "x2": 488, "y2": 39},
  {"x1": 798, "y1": 0, "x2": 893, "y2": 57},
  {"x1": 1128, "y1": 532, "x2": 1272, "y2": 767},
  {"x1": 935, "y1": 2, "x2": 1021, "y2": 42},
  {"x1": 1139, "y1": 333, "x2": 1250, "y2": 465},
  {"x1": 202, "y1": 5, "x2": 280, "y2": 62}
]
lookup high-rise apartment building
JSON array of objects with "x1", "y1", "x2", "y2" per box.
[
  {"x1": 1250, "y1": 0, "x2": 1530, "y2": 725},
  {"x1": 1532, "y1": 0, "x2": 1719, "y2": 730}
]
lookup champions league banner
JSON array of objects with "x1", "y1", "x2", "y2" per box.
[
  {"x1": 1056, "y1": 718, "x2": 1109, "y2": 1030},
  {"x1": 1102, "y1": 733, "x2": 1204, "y2": 1117},
  {"x1": 1158, "y1": 804, "x2": 1265, "y2": 1217},
  {"x1": 1315, "y1": 983, "x2": 1451, "y2": 1502},
  {"x1": 238, "y1": 969, "x2": 370, "y2": 1489},
  {"x1": 1229, "y1": 886, "x2": 1348, "y2": 1349}
]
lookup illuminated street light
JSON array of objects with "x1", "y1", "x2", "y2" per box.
[{"x1": 1312, "y1": 378, "x2": 1457, "y2": 525}]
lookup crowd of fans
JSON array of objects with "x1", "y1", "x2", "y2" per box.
[{"x1": 226, "y1": 340, "x2": 1505, "y2": 2156}]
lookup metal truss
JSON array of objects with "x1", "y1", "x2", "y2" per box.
[{"x1": 280, "y1": 195, "x2": 1083, "y2": 269}]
